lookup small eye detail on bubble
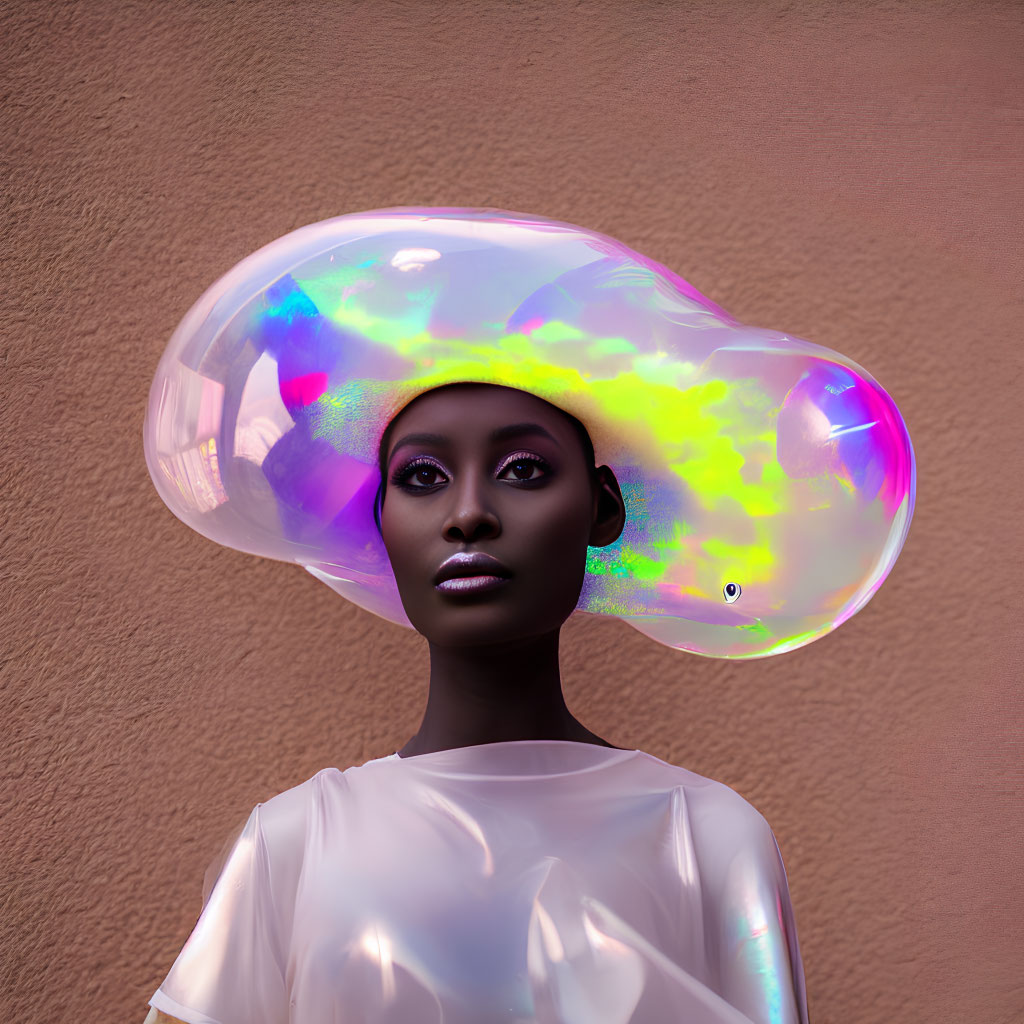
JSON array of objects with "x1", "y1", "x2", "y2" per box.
[{"x1": 723, "y1": 582, "x2": 741, "y2": 603}]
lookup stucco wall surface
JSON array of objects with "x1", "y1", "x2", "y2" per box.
[{"x1": 2, "y1": 2, "x2": 1021, "y2": 1022}]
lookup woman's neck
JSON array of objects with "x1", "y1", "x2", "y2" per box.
[{"x1": 396, "y1": 630, "x2": 617, "y2": 758}]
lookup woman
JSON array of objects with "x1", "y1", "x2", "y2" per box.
[
  {"x1": 142, "y1": 207, "x2": 913, "y2": 1023},
  {"x1": 381, "y1": 382, "x2": 626, "y2": 757}
]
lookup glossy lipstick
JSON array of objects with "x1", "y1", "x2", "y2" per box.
[
  {"x1": 435, "y1": 574, "x2": 511, "y2": 594},
  {"x1": 434, "y1": 551, "x2": 512, "y2": 593}
]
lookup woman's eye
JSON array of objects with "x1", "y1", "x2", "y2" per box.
[
  {"x1": 393, "y1": 453, "x2": 549, "y2": 490},
  {"x1": 411, "y1": 465, "x2": 444, "y2": 486},
  {"x1": 498, "y1": 454, "x2": 550, "y2": 482},
  {"x1": 393, "y1": 460, "x2": 447, "y2": 488}
]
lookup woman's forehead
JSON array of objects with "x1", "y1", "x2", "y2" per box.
[{"x1": 386, "y1": 384, "x2": 575, "y2": 442}]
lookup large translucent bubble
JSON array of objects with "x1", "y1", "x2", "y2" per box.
[{"x1": 143, "y1": 207, "x2": 915, "y2": 658}]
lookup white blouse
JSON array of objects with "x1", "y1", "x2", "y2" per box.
[{"x1": 150, "y1": 740, "x2": 808, "y2": 1023}]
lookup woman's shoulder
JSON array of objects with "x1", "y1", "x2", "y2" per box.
[
  {"x1": 253, "y1": 758, "x2": 385, "y2": 853},
  {"x1": 632, "y1": 750, "x2": 776, "y2": 844},
  {"x1": 259, "y1": 765, "x2": 334, "y2": 811},
  {"x1": 247, "y1": 768, "x2": 337, "y2": 873}
]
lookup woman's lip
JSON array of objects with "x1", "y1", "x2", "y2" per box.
[
  {"x1": 434, "y1": 552, "x2": 510, "y2": 584},
  {"x1": 434, "y1": 575, "x2": 512, "y2": 594}
]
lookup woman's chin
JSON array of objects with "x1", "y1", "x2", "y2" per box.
[
  {"x1": 411, "y1": 608, "x2": 560, "y2": 650},
  {"x1": 418, "y1": 619, "x2": 533, "y2": 649},
  {"x1": 398, "y1": 582, "x2": 579, "y2": 648}
]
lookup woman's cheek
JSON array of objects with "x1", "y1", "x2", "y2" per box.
[{"x1": 530, "y1": 503, "x2": 591, "y2": 557}]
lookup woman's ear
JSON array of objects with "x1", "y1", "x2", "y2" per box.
[
  {"x1": 373, "y1": 479, "x2": 385, "y2": 535},
  {"x1": 589, "y1": 465, "x2": 626, "y2": 548}
]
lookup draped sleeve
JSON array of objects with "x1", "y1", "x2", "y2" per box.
[
  {"x1": 690, "y1": 784, "x2": 810, "y2": 1024},
  {"x1": 148, "y1": 803, "x2": 291, "y2": 1024}
]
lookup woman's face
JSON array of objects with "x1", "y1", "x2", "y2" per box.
[{"x1": 379, "y1": 384, "x2": 623, "y2": 648}]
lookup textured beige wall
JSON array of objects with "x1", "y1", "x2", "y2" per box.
[{"x1": 3, "y1": 1, "x2": 1021, "y2": 1021}]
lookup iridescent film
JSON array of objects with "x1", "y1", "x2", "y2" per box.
[
  {"x1": 144, "y1": 207, "x2": 915, "y2": 658},
  {"x1": 150, "y1": 741, "x2": 807, "y2": 1022}
]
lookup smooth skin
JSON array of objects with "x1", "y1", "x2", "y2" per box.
[{"x1": 143, "y1": 382, "x2": 627, "y2": 1022}]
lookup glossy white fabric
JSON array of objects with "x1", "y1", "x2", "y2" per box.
[{"x1": 150, "y1": 741, "x2": 807, "y2": 1024}]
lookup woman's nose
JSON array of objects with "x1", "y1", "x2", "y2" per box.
[{"x1": 443, "y1": 475, "x2": 501, "y2": 542}]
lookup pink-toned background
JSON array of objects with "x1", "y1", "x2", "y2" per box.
[{"x1": 2, "y1": 2, "x2": 1021, "y2": 1021}]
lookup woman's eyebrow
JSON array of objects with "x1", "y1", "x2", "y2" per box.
[
  {"x1": 389, "y1": 423, "x2": 560, "y2": 460},
  {"x1": 389, "y1": 431, "x2": 449, "y2": 459},
  {"x1": 490, "y1": 422, "x2": 560, "y2": 446}
]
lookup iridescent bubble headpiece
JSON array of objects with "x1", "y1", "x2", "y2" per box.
[{"x1": 143, "y1": 207, "x2": 915, "y2": 658}]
